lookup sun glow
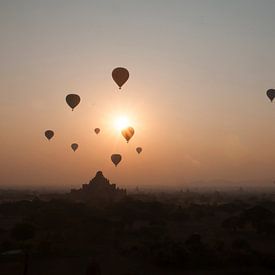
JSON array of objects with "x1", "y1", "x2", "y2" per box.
[{"x1": 114, "y1": 116, "x2": 130, "y2": 131}]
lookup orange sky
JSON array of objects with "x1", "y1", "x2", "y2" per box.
[{"x1": 1, "y1": 1, "x2": 275, "y2": 189}]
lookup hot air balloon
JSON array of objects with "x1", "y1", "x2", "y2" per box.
[
  {"x1": 45, "y1": 130, "x2": 54, "y2": 141},
  {"x1": 267, "y1": 89, "x2": 275, "y2": 102},
  {"x1": 121, "y1": 127, "x2": 135, "y2": 143},
  {"x1": 71, "y1": 143, "x2": 78, "y2": 152},
  {"x1": 136, "y1": 147, "x2": 142, "y2": 154},
  {"x1": 66, "y1": 94, "x2": 81, "y2": 110},
  {"x1": 112, "y1": 67, "x2": 129, "y2": 89},
  {"x1": 94, "y1": 128, "x2": 100, "y2": 135},
  {"x1": 111, "y1": 154, "x2": 122, "y2": 167}
]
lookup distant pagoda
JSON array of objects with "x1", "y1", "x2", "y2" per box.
[{"x1": 70, "y1": 171, "x2": 126, "y2": 203}]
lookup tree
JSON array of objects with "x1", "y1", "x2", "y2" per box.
[
  {"x1": 11, "y1": 222, "x2": 35, "y2": 275},
  {"x1": 11, "y1": 223, "x2": 35, "y2": 242}
]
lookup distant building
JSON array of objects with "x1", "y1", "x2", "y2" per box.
[{"x1": 69, "y1": 171, "x2": 126, "y2": 203}]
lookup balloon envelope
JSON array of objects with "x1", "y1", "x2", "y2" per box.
[
  {"x1": 66, "y1": 94, "x2": 81, "y2": 110},
  {"x1": 136, "y1": 147, "x2": 142, "y2": 154},
  {"x1": 111, "y1": 154, "x2": 122, "y2": 167},
  {"x1": 45, "y1": 130, "x2": 54, "y2": 141},
  {"x1": 112, "y1": 67, "x2": 129, "y2": 89},
  {"x1": 267, "y1": 89, "x2": 275, "y2": 102},
  {"x1": 71, "y1": 143, "x2": 78, "y2": 152},
  {"x1": 94, "y1": 128, "x2": 100, "y2": 134},
  {"x1": 121, "y1": 127, "x2": 135, "y2": 143}
]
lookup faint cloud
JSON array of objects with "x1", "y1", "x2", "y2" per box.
[
  {"x1": 184, "y1": 154, "x2": 201, "y2": 167},
  {"x1": 223, "y1": 134, "x2": 248, "y2": 160}
]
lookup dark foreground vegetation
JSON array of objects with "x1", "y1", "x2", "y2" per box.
[{"x1": 1, "y1": 191, "x2": 275, "y2": 274}]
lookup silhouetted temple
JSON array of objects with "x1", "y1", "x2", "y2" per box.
[{"x1": 69, "y1": 171, "x2": 126, "y2": 203}]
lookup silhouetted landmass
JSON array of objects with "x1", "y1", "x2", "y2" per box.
[{"x1": 1, "y1": 179, "x2": 275, "y2": 274}]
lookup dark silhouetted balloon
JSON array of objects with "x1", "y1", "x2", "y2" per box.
[
  {"x1": 94, "y1": 128, "x2": 100, "y2": 135},
  {"x1": 267, "y1": 89, "x2": 275, "y2": 102},
  {"x1": 121, "y1": 127, "x2": 134, "y2": 143},
  {"x1": 66, "y1": 94, "x2": 81, "y2": 110},
  {"x1": 71, "y1": 143, "x2": 78, "y2": 152},
  {"x1": 45, "y1": 130, "x2": 54, "y2": 141},
  {"x1": 112, "y1": 67, "x2": 129, "y2": 89},
  {"x1": 111, "y1": 154, "x2": 122, "y2": 167},
  {"x1": 136, "y1": 147, "x2": 142, "y2": 154}
]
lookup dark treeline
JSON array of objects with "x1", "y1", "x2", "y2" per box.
[{"x1": 1, "y1": 193, "x2": 275, "y2": 274}]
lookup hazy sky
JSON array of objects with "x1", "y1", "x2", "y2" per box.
[{"x1": 1, "y1": 0, "x2": 275, "y2": 189}]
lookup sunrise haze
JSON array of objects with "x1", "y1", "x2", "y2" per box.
[{"x1": 1, "y1": 0, "x2": 275, "y2": 189}]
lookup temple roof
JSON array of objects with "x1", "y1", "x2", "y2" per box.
[
  {"x1": 69, "y1": 170, "x2": 126, "y2": 202},
  {"x1": 89, "y1": 171, "x2": 110, "y2": 186}
]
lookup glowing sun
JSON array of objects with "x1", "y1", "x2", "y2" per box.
[{"x1": 114, "y1": 116, "x2": 130, "y2": 131}]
